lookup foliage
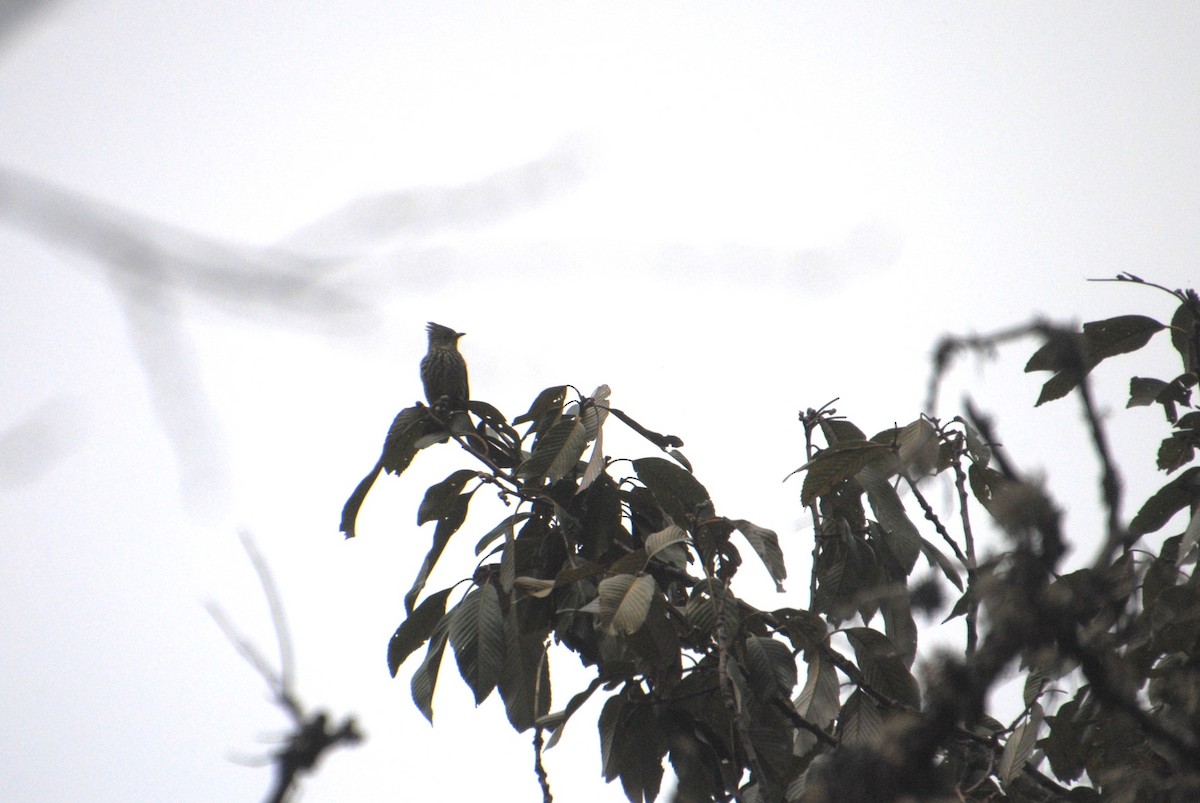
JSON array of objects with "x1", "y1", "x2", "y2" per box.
[{"x1": 341, "y1": 274, "x2": 1200, "y2": 802}]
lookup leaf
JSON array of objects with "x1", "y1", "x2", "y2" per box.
[
  {"x1": 819, "y1": 417, "x2": 868, "y2": 444},
  {"x1": 404, "y1": 490, "x2": 474, "y2": 613},
  {"x1": 1128, "y1": 377, "x2": 1171, "y2": 408},
  {"x1": 1129, "y1": 466, "x2": 1200, "y2": 537},
  {"x1": 609, "y1": 406, "x2": 684, "y2": 450},
  {"x1": 580, "y1": 384, "x2": 611, "y2": 440},
  {"x1": 339, "y1": 463, "x2": 380, "y2": 539},
  {"x1": 792, "y1": 650, "x2": 840, "y2": 758},
  {"x1": 838, "y1": 689, "x2": 883, "y2": 749},
  {"x1": 540, "y1": 676, "x2": 605, "y2": 749},
  {"x1": 597, "y1": 573, "x2": 657, "y2": 635},
  {"x1": 411, "y1": 615, "x2": 451, "y2": 723},
  {"x1": 919, "y1": 536, "x2": 963, "y2": 591},
  {"x1": 380, "y1": 405, "x2": 438, "y2": 475},
  {"x1": 578, "y1": 425, "x2": 606, "y2": 493},
  {"x1": 1170, "y1": 296, "x2": 1199, "y2": 373},
  {"x1": 517, "y1": 416, "x2": 588, "y2": 484},
  {"x1": 1176, "y1": 509, "x2": 1200, "y2": 568},
  {"x1": 474, "y1": 511, "x2": 534, "y2": 555},
  {"x1": 956, "y1": 415, "x2": 992, "y2": 468},
  {"x1": 633, "y1": 456, "x2": 711, "y2": 525},
  {"x1": 731, "y1": 519, "x2": 787, "y2": 591},
  {"x1": 513, "y1": 385, "x2": 567, "y2": 427},
  {"x1": 644, "y1": 524, "x2": 690, "y2": 560},
  {"x1": 880, "y1": 585, "x2": 918, "y2": 668},
  {"x1": 845, "y1": 627, "x2": 920, "y2": 708},
  {"x1": 497, "y1": 613, "x2": 550, "y2": 732},
  {"x1": 859, "y1": 466, "x2": 921, "y2": 575},
  {"x1": 798, "y1": 441, "x2": 892, "y2": 506},
  {"x1": 1082, "y1": 314, "x2": 1165, "y2": 362},
  {"x1": 448, "y1": 583, "x2": 505, "y2": 704},
  {"x1": 388, "y1": 587, "x2": 453, "y2": 677},
  {"x1": 417, "y1": 469, "x2": 478, "y2": 525},
  {"x1": 744, "y1": 635, "x2": 799, "y2": 699},
  {"x1": 513, "y1": 576, "x2": 557, "y2": 598},
  {"x1": 999, "y1": 703, "x2": 1043, "y2": 789},
  {"x1": 895, "y1": 418, "x2": 940, "y2": 477}
]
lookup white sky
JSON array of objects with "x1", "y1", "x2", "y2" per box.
[{"x1": 2, "y1": 2, "x2": 1198, "y2": 801}]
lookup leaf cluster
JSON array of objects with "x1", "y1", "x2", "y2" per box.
[{"x1": 338, "y1": 280, "x2": 1200, "y2": 802}]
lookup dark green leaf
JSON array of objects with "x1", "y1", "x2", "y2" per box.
[
  {"x1": 1170, "y1": 297, "x2": 1199, "y2": 373},
  {"x1": 1158, "y1": 434, "x2": 1197, "y2": 473},
  {"x1": 845, "y1": 627, "x2": 920, "y2": 708},
  {"x1": 1082, "y1": 314, "x2": 1165, "y2": 362},
  {"x1": 880, "y1": 585, "x2": 918, "y2": 668},
  {"x1": 1129, "y1": 466, "x2": 1200, "y2": 537},
  {"x1": 1128, "y1": 377, "x2": 1170, "y2": 408},
  {"x1": 411, "y1": 615, "x2": 451, "y2": 723},
  {"x1": 541, "y1": 676, "x2": 605, "y2": 749},
  {"x1": 339, "y1": 463, "x2": 381, "y2": 539},
  {"x1": 999, "y1": 703, "x2": 1043, "y2": 789},
  {"x1": 838, "y1": 689, "x2": 882, "y2": 749},
  {"x1": 633, "y1": 456, "x2": 711, "y2": 525},
  {"x1": 919, "y1": 537, "x2": 963, "y2": 591},
  {"x1": 405, "y1": 490, "x2": 474, "y2": 613},
  {"x1": 381, "y1": 405, "x2": 437, "y2": 475},
  {"x1": 517, "y1": 416, "x2": 588, "y2": 484},
  {"x1": 1036, "y1": 368, "x2": 1088, "y2": 406},
  {"x1": 497, "y1": 611, "x2": 550, "y2": 732},
  {"x1": 388, "y1": 587, "x2": 453, "y2": 677},
  {"x1": 792, "y1": 650, "x2": 840, "y2": 758},
  {"x1": 859, "y1": 467, "x2": 920, "y2": 575},
  {"x1": 417, "y1": 469, "x2": 478, "y2": 525},
  {"x1": 474, "y1": 511, "x2": 535, "y2": 555},
  {"x1": 597, "y1": 574, "x2": 657, "y2": 635},
  {"x1": 819, "y1": 417, "x2": 868, "y2": 444},
  {"x1": 731, "y1": 519, "x2": 787, "y2": 591},
  {"x1": 799, "y1": 441, "x2": 892, "y2": 507},
  {"x1": 745, "y1": 635, "x2": 799, "y2": 699},
  {"x1": 449, "y1": 583, "x2": 505, "y2": 704},
  {"x1": 513, "y1": 385, "x2": 567, "y2": 428}
]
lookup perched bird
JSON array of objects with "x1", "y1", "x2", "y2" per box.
[{"x1": 420, "y1": 322, "x2": 469, "y2": 408}]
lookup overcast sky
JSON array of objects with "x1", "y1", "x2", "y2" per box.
[{"x1": 2, "y1": 3, "x2": 1198, "y2": 801}]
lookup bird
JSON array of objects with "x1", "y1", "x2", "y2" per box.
[{"x1": 420, "y1": 322, "x2": 469, "y2": 409}]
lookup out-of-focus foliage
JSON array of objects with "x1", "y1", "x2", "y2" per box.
[{"x1": 341, "y1": 275, "x2": 1200, "y2": 802}]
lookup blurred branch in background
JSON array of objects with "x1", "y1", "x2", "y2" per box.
[
  {"x1": 207, "y1": 531, "x2": 362, "y2": 803},
  {"x1": 0, "y1": 141, "x2": 585, "y2": 517}
]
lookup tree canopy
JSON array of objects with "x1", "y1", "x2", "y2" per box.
[{"x1": 341, "y1": 274, "x2": 1200, "y2": 802}]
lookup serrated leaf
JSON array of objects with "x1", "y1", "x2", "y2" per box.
[
  {"x1": 1129, "y1": 466, "x2": 1200, "y2": 537},
  {"x1": 411, "y1": 615, "x2": 451, "y2": 723},
  {"x1": 845, "y1": 627, "x2": 920, "y2": 708},
  {"x1": 578, "y1": 425, "x2": 606, "y2": 493},
  {"x1": 798, "y1": 441, "x2": 892, "y2": 506},
  {"x1": 1036, "y1": 368, "x2": 1087, "y2": 406},
  {"x1": 744, "y1": 635, "x2": 799, "y2": 698},
  {"x1": 731, "y1": 518, "x2": 787, "y2": 591},
  {"x1": 580, "y1": 384, "x2": 611, "y2": 439},
  {"x1": 388, "y1": 587, "x2": 453, "y2": 677},
  {"x1": 859, "y1": 467, "x2": 920, "y2": 575},
  {"x1": 793, "y1": 650, "x2": 840, "y2": 758},
  {"x1": 517, "y1": 416, "x2": 588, "y2": 484},
  {"x1": 838, "y1": 689, "x2": 883, "y2": 749},
  {"x1": 999, "y1": 703, "x2": 1043, "y2": 789},
  {"x1": 417, "y1": 469, "x2": 478, "y2": 525},
  {"x1": 597, "y1": 573, "x2": 657, "y2": 635},
  {"x1": 819, "y1": 417, "x2": 868, "y2": 444},
  {"x1": 633, "y1": 456, "x2": 711, "y2": 524},
  {"x1": 405, "y1": 490, "x2": 474, "y2": 613},
  {"x1": 644, "y1": 524, "x2": 690, "y2": 560},
  {"x1": 497, "y1": 613, "x2": 550, "y2": 732},
  {"x1": 449, "y1": 583, "x2": 505, "y2": 704},
  {"x1": 895, "y1": 418, "x2": 940, "y2": 477},
  {"x1": 957, "y1": 415, "x2": 992, "y2": 468}
]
